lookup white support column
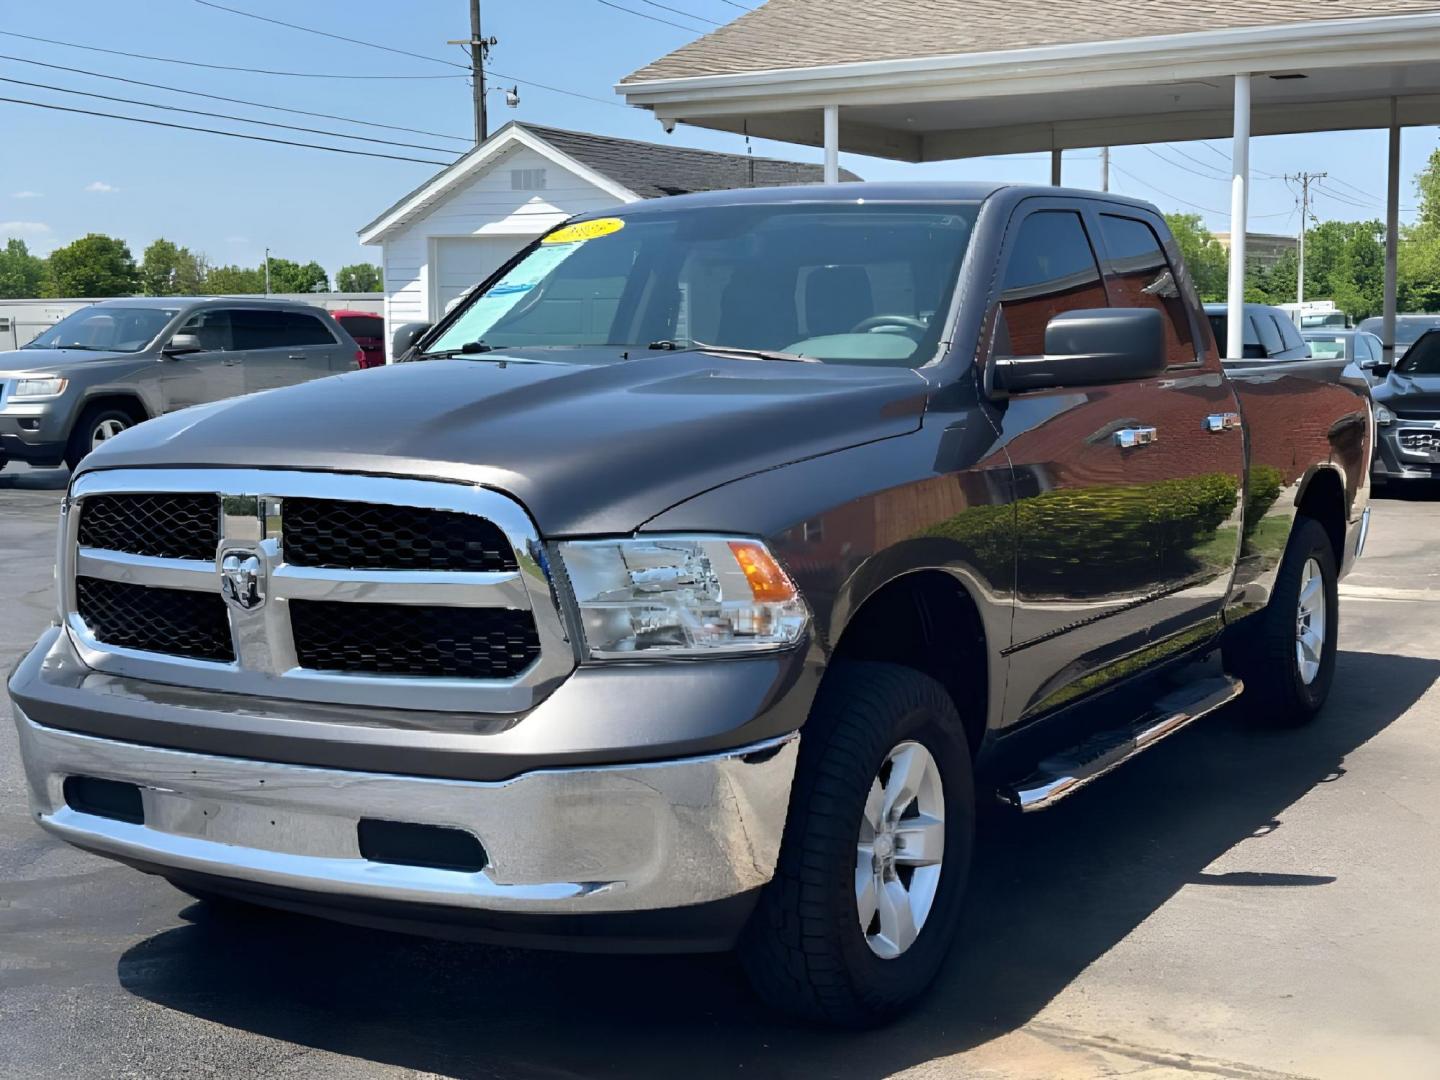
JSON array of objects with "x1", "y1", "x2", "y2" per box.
[
  {"x1": 1226, "y1": 74, "x2": 1252, "y2": 361},
  {"x1": 823, "y1": 105, "x2": 840, "y2": 184},
  {"x1": 1384, "y1": 100, "x2": 1400, "y2": 364},
  {"x1": 1051, "y1": 148, "x2": 1062, "y2": 186}
]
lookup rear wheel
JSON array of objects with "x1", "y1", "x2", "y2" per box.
[
  {"x1": 740, "y1": 661, "x2": 974, "y2": 1025},
  {"x1": 1224, "y1": 516, "x2": 1339, "y2": 725},
  {"x1": 66, "y1": 404, "x2": 139, "y2": 471}
]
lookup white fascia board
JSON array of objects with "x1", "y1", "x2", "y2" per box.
[
  {"x1": 616, "y1": 13, "x2": 1440, "y2": 114},
  {"x1": 359, "y1": 126, "x2": 639, "y2": 245}
]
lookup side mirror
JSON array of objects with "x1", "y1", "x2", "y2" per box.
[
  {"x1": 392, "y1": 322, "x2": 432, "y2": 361},
  {"x1": 993, "y1": 308, "x2": 1165, "y2": 394},
  {"x1": 1371, "y1": 363, "x2": 1393, "y2": 379},
  {"x1": 162, "y1": 332, "x2": 203, "y2": 357}
]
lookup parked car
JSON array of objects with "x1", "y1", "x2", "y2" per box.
[
  {"x1": 332, "y1": 308, "x2": 385, "y2": 368},
  {"x1": 1303, "y1": 328, "x2": 1384, "y2": 365},
  {"x1": 1205, "y1": 301, "x2": 1311, "y2": 360},
  {"x1": 8, "y1": 184, "x2": 1372, "y2": 1024},
  {"x1": 1364, "y1": 328, "x2": 1440, "y2": 485},
  {"x1": 1357, "y1": 313, "x2": 1440, "y2": 352},
  {"x1": 0, "y1": 298, "x2": 362, "y2": 472}
]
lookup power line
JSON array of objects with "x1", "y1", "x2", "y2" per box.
[
  {"x1": 487, "y1": 66, "x2": 633, "y2": 108},
  {"x1": 0, "y1": 75, "x2": 458, "y2": 153},
  {"x1": 0, "y1": 52, "x2": 474, "y2": 142},
  {"x1": 0, "y1": 95, "x2": 453, "y2": 165},
  {"x1": 713, "y1": 0, "x2": 756, "y2": 9},
  {"x1": 1140, "y1": 145, "x2": 1232, "y2": 183},
  {"x1": 590, "y1": 0, "x2": 707, "y2": 33},
  {"x1": 0, "y1": 29, "x2": 467, "y2": 79},
  {"x1": 628, "y1": 0, "x2": 724, "y2": 26},
  {"x1": 191, "y1": 0, "x2": 468, "y2": 69},
  {"x1": 1109, "y1": 163, "x2": 1229, "y2": 214}
]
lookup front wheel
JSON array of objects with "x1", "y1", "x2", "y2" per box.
[
  {"x1": 65, "y1": 404, "x2": 137, "y2": 471},
  {"x1": 740, "y1": 661, "x2": 974, "y2": 1025},
  {"x1": 1224, "y1": 516, "x2": 1339, "y2": 725}
]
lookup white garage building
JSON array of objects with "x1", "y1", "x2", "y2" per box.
[{"x1": 358, "y1": 122, "x2": 851, "y2": 358}]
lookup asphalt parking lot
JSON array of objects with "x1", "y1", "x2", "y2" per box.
[{"x1": 2, "y1": 463, "x2": 1437, "y2": 1080}]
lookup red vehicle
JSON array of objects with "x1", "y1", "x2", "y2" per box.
[{"x1": 332, "y1": 309, "x2": 385, "y2": 368}]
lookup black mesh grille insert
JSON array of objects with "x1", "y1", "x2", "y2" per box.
[
  {"x1": 78, "y1": 493, "x2": 220, "y2": 560},
  {"x1": 281, "y1": 498, "x2": 515, "y2": 572},
  {"x1": 290, "y1": 600, "x2": 539, "y2": 678},
  {"x1": 76, "y1": 576, "x2": 234, "y2": 662}
]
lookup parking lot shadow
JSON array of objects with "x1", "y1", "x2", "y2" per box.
[
  {"x1": 116, "y1": 649, "x2": 1436, "y2": 1080},
  {"x1": 0, "y1": 466, "x2": 69, "y2": 491}
]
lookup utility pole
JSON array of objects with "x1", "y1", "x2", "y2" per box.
[
  {"x1": 1284, "y1": 171, "x2": 1326, "y2": 305},
  {"x1": 264, "y1": 247, "x2": 271, "y2": 295},
  {"x1": 1100, "y1": 146, "x2": 1110, "y2": 192},
  {"x1": 449, "y1": 2, "x2": 496, "y2": 145}
]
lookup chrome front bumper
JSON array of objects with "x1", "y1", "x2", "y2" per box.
[{"x1": 13, "y1": 706, "x2": 798, "y2": 917}]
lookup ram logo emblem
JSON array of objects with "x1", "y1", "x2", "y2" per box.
[{"x1": 220, "y1": 551, "x2": 265, "y2": 612}]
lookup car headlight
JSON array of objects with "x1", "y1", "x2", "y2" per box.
[
  {"x1": 13, "y1": 377, "x2": 68, "y2": 398},
  {"x1": 557, "y1": 536, "x2": 809, "y2": 658},
  {"x1": 1375, "y1": 404, "x2": 1394, "y2": 426}
]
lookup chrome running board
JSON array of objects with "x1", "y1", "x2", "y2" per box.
[{"x1": 1001, "y1": 674, "x2": 1244, "y2": 812}]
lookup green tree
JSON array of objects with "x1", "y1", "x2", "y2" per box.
[
  {"x1": 1327, "y1": 221, "x2": 1385, "y2": 320},
  {"x1": 1244, "y1": 250, "x2": 1298, "y2": 305},
  {"x1": 205, "y1": 264, "x2": 265, "y2": 294},
  {"x1": 336, "y1": 262, "x2": 382, "y2": 292},
  {"x1": 267, "y1": 257, "x2": 329, "y2": 293},
  {"x1": 1163, "y1": 213, "x2": 1228, "y2": 301},
  {"x1": 141, "y1": 238, "x2": 209, "y2": 296},
  {"x1": 47, "y1": 233, "x2": 139, "y2": 297},
  {"x1": 0, "y1": 238, "x2": 48, "y2": 299}
]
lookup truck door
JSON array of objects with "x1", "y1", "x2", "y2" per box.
[
  {"x1": 986, "y1": 202, "x2": 1212, "y2": 726},
  {"x1": 1093, "y1": 210, "x2": 1246, "y2": 646},
  {"x1": 158, "y1": 308, "x2": 241, "y2": 411}
]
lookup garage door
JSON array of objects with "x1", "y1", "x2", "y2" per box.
[{"x1": 434, "y1": 236, "x2": 536, "y2": 316}]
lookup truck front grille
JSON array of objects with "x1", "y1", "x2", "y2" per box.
[
  {"x1": 1398, "y1": 430, "x2": 1440, "y2": 453},
  {"x1": 78, "y1": 493, "x2": 220, "y2": 560},
  {"x1": 62, "y1": 470, "x2": 573, "y2": 714},
  {"x1": 281, "y1": 498, "x2": 515, "y2": 571},
  {"x1": 291, "y1": 600, "x2": 540, "y2": 678},
  {"x1": 76, "y1": 575, "x2": 235, "y2": 662}
]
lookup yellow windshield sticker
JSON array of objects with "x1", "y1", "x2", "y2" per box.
[{"x1": 542, "y1": 217, "x2": 625, "y2": 244}]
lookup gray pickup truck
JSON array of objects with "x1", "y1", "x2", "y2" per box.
[
  {"x1": 7, "y1": 184, "x2": 1372, "y2": 1023},
  {"x1": 0, "y1": 297, "x2": 360, "y2": 472}
]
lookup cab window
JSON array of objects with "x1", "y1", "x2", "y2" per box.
[
  {"x1": 997, "y1": 210, "x2": 1106, "y2": 357},
  {"x1": 1098, "y1": 214, "x2": 1198, "y2": 366}
]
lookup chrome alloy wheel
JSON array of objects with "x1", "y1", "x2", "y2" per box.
[
  {"x1": 856, "y1": 740, "x2": 945, "y2": 959},
  {"x1": 91, "y1": 417, "x2": 128, "y2": 450},
  {"x1": 1296, "y1": 556, "x2": 1327, "y2": 686}
]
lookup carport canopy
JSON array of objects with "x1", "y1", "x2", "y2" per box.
[{"x1": 618, "y1": 1, "x2": 1440, "y2": 361}]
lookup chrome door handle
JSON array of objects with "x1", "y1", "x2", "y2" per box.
[
  {"x1": 1114, "y1": 426, "x2": 1158, "y2": 448},
  {"x1": 1205, "y1": 412, "x2": 1241, "y2": 432},
  {"x1": 287, "y1": 353, "x2": 307, "y2": 360}
]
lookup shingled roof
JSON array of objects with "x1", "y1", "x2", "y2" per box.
[{"x1": 623, "y1": 0, "x2": 1440, "y2": 82}]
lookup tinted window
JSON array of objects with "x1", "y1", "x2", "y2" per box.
[
  {"x1": 1252, "y1": 313, "x2": 1284, "y2": 357},
  {"x1": 1274, "y1": 314, "x2": 1306, "y2": 354},
  {"x1": 177, "y1": 309, "x2": 233, "y2": 352},
  {"x1": 999, "y1": 210, "x2": 1105, "y2": 357},
  {"x1": 1099, "y1": 214, "x2": 1197, "y2": 365},
  {"x1": 1398, "y1": 331, "x2": 1440, "y2": 374},
  {"x1": 339, "y1": 315, "x2": 383, "y2": 340},
  {"x1": 1208, "y1": 310, "x2": 1261, "y2": 354},
  {"x1": 231, "y1": 310, "x2": 334, "y2": 349}
]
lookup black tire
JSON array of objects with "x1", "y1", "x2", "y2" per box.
[
  {"x1": 65, "y1": 403, "x2": 138, "y2": 471},
  {"x1": 739, "y1": 661, "x2": 974, "y2": 1025},
  {"x1": 1223, "y1": 516, "x2": 1339, "y2": 726}
]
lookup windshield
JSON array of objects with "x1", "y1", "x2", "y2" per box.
[
  {"x1": 24, "y1": 306, "x2": 178, "y2": 353},
  {"x1": 1304, "y1": 335, "x2": 1348, "y2": 360},
  {"x1": 1359, "y1": 315, "x2": 1440, "y2": 348},
  {"x1": 1398, "y1": 331, "x2": 1440, "y2": 375},
  {"x1": 424, "y1": 203, "x2": 980, "y2": 367}
]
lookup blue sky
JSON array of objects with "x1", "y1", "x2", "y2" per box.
[{"x1": 2, "y1": 0, "x2": 1435, "y2": 277}]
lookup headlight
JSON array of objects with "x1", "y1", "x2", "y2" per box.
[
  {"x1": 13, "y1": 377, "x2": 68, "y2": 398},
  {"x1": 557, "y1": 536, "x2": 808, "y2": 658},
  {"x1": 1375, "y1": 404, "x2": 1394, "y2": 426}
]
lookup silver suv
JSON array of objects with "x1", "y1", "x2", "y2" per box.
[{"x1": 0, "y1": 297, "x2": 361, "y2": 472}]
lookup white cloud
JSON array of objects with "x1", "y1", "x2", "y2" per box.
[
  {"x1": 0, "y1": 221, "x2": 52, "y2": 238},
  {"x1": 84, "y1": 181, "x2": 118, "y2": 193},
  {"x1": 10, "y1": 190, "x2": 42, "y2": 199}
]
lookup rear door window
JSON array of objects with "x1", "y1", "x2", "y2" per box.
[
  {"x1": 998, "y1": 209, "x2": 1107, "y2": 357},
  {"x1": 177, "y1": 309, "x2": 234, "y2": 352},
  {"x1": 1273, "y1": 314, "x2": 1306, "y2": 355},
  {"x1": 1098, "y1": 214, "x2": 1198, "y2": 365},
  {"x1": 1252, "y1": 313, "x2": 1285, "y2": 357},
  {"x1": 232, "y1": 310, "x2": 334, "y2": 349}
]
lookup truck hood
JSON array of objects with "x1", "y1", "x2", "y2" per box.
[
  {"x1": 80, "y1": 348, "x2": 930, "y2": 534},
  {"x1": 1372, "y1": 371, "x2": 1440, "y2": 417}
]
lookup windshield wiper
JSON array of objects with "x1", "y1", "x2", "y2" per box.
[
  {"x1": 419, "y1": 341, "x2": 499, "y2": 359},
  {"x1": 646, "y1": 339, "x2": 816, "y2": 363}
]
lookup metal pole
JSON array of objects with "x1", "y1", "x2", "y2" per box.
[
  {"x1": 1384, "y1": 100, "x2": 1400, "y2": 364},
  {"x1": 1100, "y1": 146, "x2": 1110, "y2": 192},
  {"x1": 1051, "y1": 148, "x2": 1062, "y2": 186},
  {"x1": 823, "y1": 105, "x2": 839, "y2": 183},
  {"x1": 264, "y1": 247, "x2": 271, "y2": 295},
  {"x1": 1226, "y1": 75, "x2": 1251, "y2": 361},
  {"x1": 470, "y1": 0, "x2": 487, "y2": 143}
]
